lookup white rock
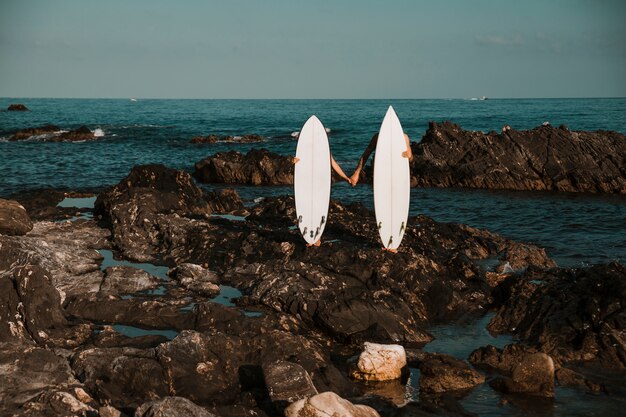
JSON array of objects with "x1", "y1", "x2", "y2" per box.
[
  {"x1": 349, "y1": 342, "x2": 407, "y2": 381},
  {"x1": 285, "y1": 392, "x2": 379, "y2": 417}
]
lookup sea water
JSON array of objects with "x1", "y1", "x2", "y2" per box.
[{"x1": 1, "y1": 98, "x2": 625, "y2": 267}]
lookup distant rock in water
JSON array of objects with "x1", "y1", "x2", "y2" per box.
[
  {"x1": 0, "y1": 199, "x2": 33, "y2": 235},
  {"x1": 8, "y1": 124, "x2": 60, "y2": 141},
  {"x1": 190, "y1": 134, "x2": 264, "y2": 144},
  {"x1": 193, "y1": 149, "x2": 294, "y2": 185},
  {"x1": 7, "y1": 103, "x2": 29, "y2": 111},
  {"x1": 411, "y1": 121, "x2": 626, "y2": 193},
  {"x1": 8, "y1": 124, "x2": 100, "y2": 142}
]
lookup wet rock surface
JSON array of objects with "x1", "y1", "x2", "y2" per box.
[
  {"x1": 0, "y1": 198, "x2": 33, "y2": 235},
  {"x1": 488, "y1": 262, "x2": 626, "y2": 369},
  {"x1": 193, "y1": 148, "x2": 294, "y2": 185},
  {"x1": 411, "y1": 121, "x2": 626, "y2": 193},
  {"x1": 7, "y1": 124, "x2": 98, "y2": 142},
  {"x1": 349, "y1": 343, "x2": 407, "y2": 382},
  {"x1": 1, "y1": 163, "x2": 624, "y2": 416},
  {"x1": 285, "y1": 392, "x2": 380, "y2": 417}
]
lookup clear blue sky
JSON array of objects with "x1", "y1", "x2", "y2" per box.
[{"x1": 1, "y1": 0, "x2": 624, "y2": 98}]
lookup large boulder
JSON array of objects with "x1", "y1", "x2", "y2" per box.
[
  {"x1": 262, "y1": 360, "x2": 318, "y2": 407},
  {"x1": 348, "y1": 342, "x2": 407, "y2": 381},
  {"x1": 94, "y1": 164, "x2": 211, "y2": 262},
  {"x1": 285, "y1": 392, "x2": 379, "y2": 417},
  {"x1": 411, "y1": 121, "x2": 626, "y2": 193},
  {"x1": 416, "y1": 353, "x2": 485, "y2": 394},
  {"x1": 167, "y1": 263, "x2": 220, "y2": 296},
  {"x1": 0, "y1": 199, "x2": 33, "y2": 235},
  {"x1": 488, "y1": 262, "x2": 626, "y2": 369},
  {"x1": 193, "y1": 149, "x2": 294, "y2": 185}
]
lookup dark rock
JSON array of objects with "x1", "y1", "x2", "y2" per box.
[
  {"x1": 0, "y1": 263, "x2": 67, "y2": 344},
  {"x1": 262, "y1": 360, "x2": 318, "y2": 408},
  {"x1": 135, "y1": 396, "x2": 217, "y2": 417},
  {"x1": 193, "y1": 149, "x2": 294, "y2": 185},
  {"x1": 554, "y1": 367, "x2": 605, "y2": 392},
  {"x1": 489, "y1": 353, "x2": 555, "y2": 397},
  {"x1": 488, "y1": 262, "x2": 626, "y2": 369},
  {"x1": 469, "y1": 343, "x2": 538, "y2": 374},
  {"x1": 8, "y1": 124, "x2": 60, "y2": 141},
  {"x1": 411, "y1": 121, "x2": 626, "y2": 193},
  {"x1": 391, "y1": 400, "x2": 475, "y2": 417},
  {"x1": 0, "y1": 345, "x2": 76, "y2": 415},
  {"x1": 206, "y1": 188, "x2": 246, "y2": 214},
  {"x1": 167, "y1": 263, "x2": 220, "y2": 296},
  {"x1": 53, "y1": 125, "x2": 95, "y2": 142},
  {"x1": 100, "y1": 266, "x2": 161, "y2": 294},
  {"x1": 417, "y1": 353, "x2": 485, "y2": 394},
  {"x1": 191, "y1": 134, "x2": 264, "y2": 144},
  {"x1": 0, "y1": 199, "x2": 33, "y2": 235},
  {"x1": 7, "y1": 103, "x2": 29, "y2": 111},
  {"x1": 285, "y1": 392, "x2": 379, "y2": 417},
  {"x1": 94, "y1": 164, "x2": 211, "y2": 262}
]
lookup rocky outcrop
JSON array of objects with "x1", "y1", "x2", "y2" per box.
[
  {"x1": 470, "y1": 344, "x2": 555, "y2": 397},
  {"x1": 0, "y1": 199, "x2": 33, "y2": 235},
  {"x1": 167, "y1": 263, "x2": 220, "y2": 296},
  {"x1": 415, "y1": 353, "x2": 485, "y2": 394},
  {"x1": 348, "y1": 343, "x2": 407, "y2": 381},
  {"x1": 206, "y1": 188, "x2": 246, "y2": 214},
  {"x1": 262, "y1": 360, "x2": 318, "y2": 407},
  {"x1": 488, "y1": 262, "x2": 626, "y2": 369},
  {"x1": 285, "y1": 392, "x2": 379, "y2": 417},
  {"x1": 100, "y1": 265, "x2": 161, "y2": 294},
  {"x1": 7, "y1": 103, "x2": 29, "y2": 111},
  {"x1": 190, "y1": 134, "x2": 264, "y2": 144},
  {"x1": 7, "y1": 125, "x2": 98, "y2": 142},
  {"x1": 94, "y1": 164, "x2": 212, "y2": 262},
  {"x1": 193, "y1": 149, "x2": 294, "y2": 185},
  {"x1": 411, "y1": 121, "x2": 626, "y2": 193},
  {"x1": 8, "y1": 124, "x2": 60, "y2": 141}
]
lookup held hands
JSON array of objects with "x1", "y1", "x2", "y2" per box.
[{"x1": 349, "y1": 170, "x2": 360, "y2": 187}]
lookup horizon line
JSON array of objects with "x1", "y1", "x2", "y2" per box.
[{"x1": 2, "y1": 96, "x2": 626, "y2": 101}]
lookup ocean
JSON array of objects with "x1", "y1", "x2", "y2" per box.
[{"x1": 1, "y1": 98, "x2": 625, "y2": 268}]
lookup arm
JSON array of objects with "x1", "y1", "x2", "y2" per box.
[
  {"x1": 331, "y1": 155, "x2": 351, "y2": 184},
  {"x1": 350, "y1": 133, "x2": 378, "y2": 185},
  {"x1": 402, "y1": 133, "x2": 413, "y2": 161}
]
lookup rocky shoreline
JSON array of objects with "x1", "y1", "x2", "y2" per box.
[
  {"x1": 1, "y1": 163, "x2": 624, "y2": 416},
  {"x1": 190, "y1": 122, "x2": 626, "y2": 194}
]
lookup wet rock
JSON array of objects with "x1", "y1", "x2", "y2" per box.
[
  {"x1": 0, "y1": 199, "x2": 33, "y2": 235},
  {"x1": 100, "y1": 266, "x2": 162, "y2": 294},
  {"x1": 554, "y1": 367, "x2": 605, "y2": 392},
  {"x1": 262, "y1": 360, "x2": 318, "y2": 407},
  {"x1": 348, "y1": 342, "x2": 407, "y2": 381},
  {"x1": 488, "y1": 262, "x2": 626, "y2": 369},
  {"x1": 100, "y1": 405, "x2": 123, "y2": 417},
  {"x1": 168, "y1": 263, "x2": 219, "y2": 296},
  {"x1": 95, "y1": 164, "x2": 211, "y2": 262},
  {"x1": 191, "y1": 134, "x2": 264, "y2": 144},
  {"x1": 135, "y1": 396, "x2": 217, "y2": 417},
  {"x1": 7, "y1": 103, "x2": 29, "y2": 111},
  {"x1": 206, "y1": 188, "x2": 246, "y2": 214},
  {"x1": 0, "y1": 263, "x2": 67, "y2": 344},
  {"x1": 193, "y1": 149, "x2": 294, "y2": 185},
  {"x1": 8, "y1": 124, "x2": 60, "y2": 141},
  {"x1": 411, "y1": 121, "x2": 626, "y2": 193},
  {"x1": 490, "y1": 353, "x2": 555, "y2": 397},
  {"x1": 285, "y1": 391, "x2": 379, "y2": 417},
  {"x1": 53, "y1": 125, "x2": 96, "y2": 142},
  {"x1": 469, "y1": 343, "x2": 538, "y2": 374},
  {"x1": 417, "y1": 353, "x2": 485, "y2": 394},
  {"x1": 0, "y1": 345, "x2": 77, "y2": 414}
]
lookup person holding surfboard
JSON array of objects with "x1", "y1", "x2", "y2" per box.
[{"x1": 349, "y1": 132, "x2": 413, "y2": 186}]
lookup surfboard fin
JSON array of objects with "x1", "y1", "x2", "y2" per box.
[
  {"x1": 378, "y1": 222, "x2": 382, "y2": 230},
  {"x1": 314, "y1": 227, "x2": 320, "y2": 239},
  {"x1": 303, "y1": 227, "x2": 308, "y2": 235},
  {"x1": 320, "y1": 216, "x2": 325, "y2": 225},
  {"x1": 298, "y1": 215, "x2": 303, "y2": 224},
  {"x1": 400, "y1": 221, "x2": 405, "y2": 233},
  {"x1": 388, "y1": 236, "x2": 393, "y2": 247},
  {"x1": 310, "y1": 230, "x2": 314, "y2": 239}
]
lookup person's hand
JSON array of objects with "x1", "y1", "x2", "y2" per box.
[
  {"x1": 350, "y1": 170, "x2": 360, "y2": 186},
  {"x1": 346, "y1": 177, "x2": 354, "y2": 186},
  {"x1": 293, "y1": 157, "x2": 300, "y2": 164},
  {"x1": 402, "y1": 151, "x2": 409, "y2": 158}
]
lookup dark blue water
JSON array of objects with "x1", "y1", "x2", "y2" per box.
[{"x1": 1, "y1": 98, "x2": 625, "y2": 267}]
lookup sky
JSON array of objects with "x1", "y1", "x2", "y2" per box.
[{"x1": 0, "y1": 0, "x2": 624, "y2": 99}]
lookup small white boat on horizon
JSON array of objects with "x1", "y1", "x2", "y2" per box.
[{"x1": 130, "y1": 98, "x2": 137, "y2": 102}]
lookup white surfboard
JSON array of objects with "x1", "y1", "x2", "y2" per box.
[
  {"x1": 374, "y1": 106, "x2": 410, "y2": 250},
  {"x1": 294, "y1": 115, "x2": 332, "y2": 245}
]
